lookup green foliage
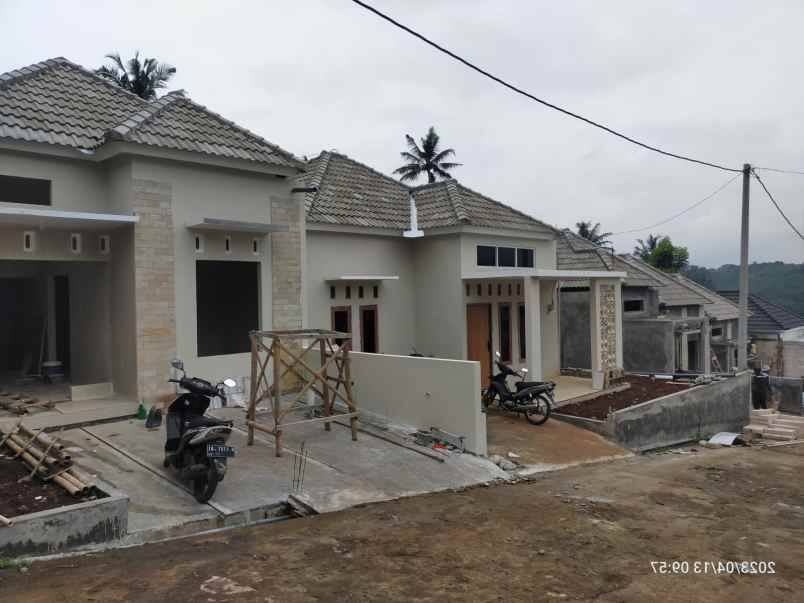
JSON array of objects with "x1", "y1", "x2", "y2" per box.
[
  {"x1": 394, "y1": 127, "x2": 461, "y2": 183},
  {"x1": 575, "y1": 221, "x2": 612, "y2": 246},
  {"x1": 683, "y1": 262, "x2": 804, "y2": 316},
  {"x1": 95, "y1": 52, "x2": 176, "y2": 100},
  {"x1": 646, "y1": 236, "x2": 688, "y2": 272},
  {"x1": 634, "y1": 233, "x2": 661, "y2": 260}
]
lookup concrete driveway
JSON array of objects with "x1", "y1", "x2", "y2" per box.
[{"x1": 485, "y1": 408, "x2": 631, "y2": 473}]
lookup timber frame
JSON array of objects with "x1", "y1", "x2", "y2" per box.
[{"x1": 247, "y1": 329, "x2": 358, "y2": 457}]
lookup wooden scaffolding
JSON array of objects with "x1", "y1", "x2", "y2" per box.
[{"x1": 247, "y1": 329, "x2": 358, "y2": 457}]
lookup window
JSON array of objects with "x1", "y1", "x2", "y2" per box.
[
  {"x1": 487, "y1": 283, "x2": 492, "y2": 296},
  {"x1": 624, "y1": 299, "x2": 644, "y2": 313},
  {"x1": 476, "y1": 284, "x2": 482, "y2": 296},
  {"x1": 360, "y1": 305, "x2": 378, "y2": 353},
  {"x1": 358, "y1": 286, "x2": 364, "y2": 299},
  {"x1": 508, "y1": 283, "x2": 512, "y2": 296},
  {"x1": 497, "y1": 284, "x2": 502, "y2": 296},
  {"x1": 518, "y1": 303, "x2": 526, "y2": 360},
  {"x1": 517, "y1": 248, "x2": 534, "y2": 268},
  {"x1": 69, "y1": 233, "x2": 82, "y2": 254},
  {"x1": 477, "y1": 245, "x2": 496, "y2": 266},
  {"x1": 330, "y1": 286, "x2": 336, "y2": 300},
  {"x1": 252, "y1": 238, "x2": 260, "y2": 256},
  {"x1": 499, "y1": 304, "x2": 511, "y2": 362},
  {"x1": 331, "y1": 306, "x2": 352, "y2": 347},
  {"x1": 194, "y1": 234, "x2": 204, "y2": 253},
  {"x1": 23, "y1": 230, "x2": 36, "y2": 253},
  {"x1": 0, "y1": 174, "x2": 51, "y2": 206},
  {"x1": 99, "y1": 235, "x2": 110, "y2": 255},
  {"x1": 224, "y1": 236, "x2": 232, "y2": 254},
  {"x1": 373, "y1": 285, "x2": 379, "y2": 298},
  {"x1": 346, "y1": 286, "x2": 351, "y2": 299},
  {"x1": 516, "y1": 283, "x2": 521, "y2": 296},
  {"x1": 711, "y1": 327, "x2": 723, "y2": 337},
  {"x1": 466, "y1": 283, "x2": 470, "y2": 297},
  {"x1": 196, "y1": 260, "x2": 259, "y2": 356},
  {"x1": 498, "y1": 247, "x2": 515, "y2": 267}
]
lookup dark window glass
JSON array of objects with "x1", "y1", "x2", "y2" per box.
[
  {"x1": 476, "y1": 284, "x2": 482, "y2": 296},
  {"x1": 361, "y1": 306, "x2": 378, "y2": 353},
  {"x1": 373, "y1": 285, "x2": 379, "y2": 298},
  {"x1": 711, "y1": 327, "x2": 723, "y2": 337},
  {"x1": 358, "y1": 286, "x2": 364, "y2": 299},
  {"x1": 346, "y1": 286, "x2": 351, "y2": 299},
  {"x1": 466, "y1": 283, "x2": 470, "y2": 297},
  {"x1": 497, "y1": 284, "x2": 502, "y2": 296},
  {"x1": 487, "y1": 284, "x2": 492, "y2": 296},
  {"x1": 499, "y1": 304, "x2": 511, "y2": 362},
  {"x1": 517, "y1": 248, "x2": 534, "y2": 268},
  {"x1": 225, "y1": 237, "x2": 231, "y2": 252},
  {"x1": 0, "y1": 174, "x2": 51, "y2": 205},
  {"x1": 518, "y1": 304, "x2": 526, "y2": 360},
  {"x1": 624, "y1": 299, "x2": 644, "y2": 312},
  {"x1": 517, "y1": 283, "x2": 521, "y2": 296},
  {"x1": 330, "y1": 286, "x2": 336, "y2": 300},
  {"x1": 196, "y1": 261, "x2": 259, "y2": 356},
  {"x1": 331, "y1": 307, "x2": 351, "y2": 347},
  {"x1": 477, "y1": 245, "x2": 496, "y2": 266},
  {"x1": 508, "y1": 283, "x2": 512, "y2": 296},
  {"x1": 498, "y1": 247, "x2": 515, "y2": 267}
]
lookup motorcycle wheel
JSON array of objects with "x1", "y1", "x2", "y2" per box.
[
  {"x1": 193, "y1": 461, "x2": 219, "y2": 503},
  {"x1": 481, "y1": 388, "x2": 497, "y2": 409},
  {"x1": 524, "y1": 395, "x2": 551, "y2": 426}
]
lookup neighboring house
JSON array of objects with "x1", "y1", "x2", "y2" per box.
[
  {"x1": 557, "y1": 231, "x2": 742, "y2": 374},
  {"x1": 719, "y1": 291, "x2": 804, "y2": 377},
  {"x1": 301, "y1": 151, "x2": 626, "y2": 389},
  {"x1": 0, "y1": 58, "x2": 305, "y2": 403}
]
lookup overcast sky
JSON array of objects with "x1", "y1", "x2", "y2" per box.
[{"x1": 3, "y1": 0, "x2": 804, "y2": 266}]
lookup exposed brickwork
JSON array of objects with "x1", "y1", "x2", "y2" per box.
[
  {"x1": 271, "y1": 195, "x2": 303, "y2": 330},
  {"x1": 132, "y1": 179, "x2": 176, "y2": 403}
]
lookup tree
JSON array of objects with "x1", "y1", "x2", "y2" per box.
[
  {"x1": 647, "y1": 236, "x2": 689, "y2": 272},
  {"x1": 634, "y1": 233, "x2": 661, "y2": 261},
  {"x1": 393, "y1": 127, "x2": 461, "y2": 183},
  {"x1": 95, "y1": 52, "x2": 176, "y2": 100},
  {"x1": 574, "y1": 221, "x2": 612, "y2": 246}
]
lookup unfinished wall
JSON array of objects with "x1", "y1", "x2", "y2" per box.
[
  {"x1": 560, "y1": 289, "x2": 591, "y2": 369},
  {"x1": 347, "y1": 352, "x2": 486, "y2": 455},
  {"x1": 68, "y1": 262, "x2": 112, "y2": 384},
  {"x1": 784, "y1": 341, "x2": 804, "y2": 379},
  {"x1": 623, "y1": 318, "x2": 675, "y2": 373},
  {"x1": 540, "y1": 280, "x2": 560, "y2": 378},
  {"x1": 770, "y1": 376, "x2": 803, "y2": 415}
]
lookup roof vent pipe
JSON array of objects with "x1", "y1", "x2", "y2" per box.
[{"x1": 403, "y1": 191, "x2": 424, "y2": 238}]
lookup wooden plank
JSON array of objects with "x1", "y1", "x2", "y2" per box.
[{"x1": 272, "y1": 337, "x2": 282, "y2": 457}]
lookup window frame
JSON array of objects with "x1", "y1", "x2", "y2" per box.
[
  {"x1": 0, "y1": 174, "x2": 51, "y2": 206},
  {"x1": 476, "y1": 245, "x2": 496, "y2": 266},
  {"x1": 516, "y1": 248, "x2": 534, "y2": 268},
  {"x1": 497, "y1": 247, "x2": 516, "y2": 268},
  {"x1": 623, "y1": 299, "x2": 645, "y2": 313}
]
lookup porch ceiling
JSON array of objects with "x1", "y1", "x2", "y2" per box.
[
  {"x1": 0, "y1": 206, "x2": 138, "y2": 230},
  {"x1": 461, "y1": 268, "x2": 627, "y2": 280},
  {"x1": 187, "y1": 217, "x2": 289, "y2": 234},
  {"x1": 324, "y1": 274, "x2": 400, "y2": 283}
]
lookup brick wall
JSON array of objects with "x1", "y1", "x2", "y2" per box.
[{"x1": 132, "y1": 179, "x2": 176, "y2": 403}]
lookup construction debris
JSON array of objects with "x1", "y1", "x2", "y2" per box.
[
  {"x1": 0, "y1": 391, "x2": 57, "y2": 415},
  {"x1": 743, "y1": 409, "x2": 804, "y2": 444}
]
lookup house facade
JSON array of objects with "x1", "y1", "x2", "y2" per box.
[{"x1": 0, "y1": 58, "x2": 304, "y2": 403}]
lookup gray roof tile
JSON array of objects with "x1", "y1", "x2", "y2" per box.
[{"x1": 718, "y1": 291, "x2": 803, "y2": 333}]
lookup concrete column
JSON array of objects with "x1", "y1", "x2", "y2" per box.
[
  {"x1": 589, "y1": 279, "x2": 603, "y2": 389},
  {"x1": 702, "y1": 315, "x2": 711, "y2": 375},
  {"x1": 45, "y1": 274, "x2": 57, "y2": 362},
  {"x1": 523, "y1": 277, "x2": 542, "y2": 381}
]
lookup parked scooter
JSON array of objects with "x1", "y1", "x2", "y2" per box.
[
  {"x1": 482, "y1": 352, "x2": 554, "y2": 425},
  {"x1": 162, "y1": 359, "x2": 237, "y2": 502}
]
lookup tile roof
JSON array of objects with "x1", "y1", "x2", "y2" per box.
[
  {"x1": 617, "y1": 255, "x2": 711, "y2": 307},
  {"x1": 718, "y1": 291, "x2": 804, "y2": 333},
  {"x1": 303, "y1": 151, "x2": 556, "y2": 234},
  {"x1": 672, "y1": 274, "x2": 740, "y2": 321},
  {"x1": 0, "y1": 57, "x2": 301, "y2": 169}
]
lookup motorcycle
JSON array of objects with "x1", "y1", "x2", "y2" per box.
[
  {"x1": 162, "y1": 359, "x2": 237, "y2": 503},
  {"x1": 482, "y1": 352, "x2": 554, "y2": 425}
]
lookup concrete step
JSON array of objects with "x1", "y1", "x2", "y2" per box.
[{"x1": 764, "y1": 427, "x2": 796, "y2": 441}]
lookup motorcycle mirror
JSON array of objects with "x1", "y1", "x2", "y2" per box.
[
  {"x1": 223, "y1": 378, "x2": 237, "y2": 388},
  {"x1": 521, "y1": 368, "x2": 529, "y2": 374},
  {"x1": 170, "y1": 358, "x2": 184, "y2": 371},
  {"x1": 495, "y1": 351, "x2": 501, "y2": 359}
]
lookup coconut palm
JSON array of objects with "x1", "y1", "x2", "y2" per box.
[
  {"x1": 394, "y1": 127, "x2": 461, "y2": 183},
  {"x1": 634, "y1": 233, "x2": 661, "y2": 260},
  {"x1": 95, "y1": 52, "x2": 176, "y2": 100},
  {"x1": 575, "y1": 221, "x2": 613, "y2": 246}
]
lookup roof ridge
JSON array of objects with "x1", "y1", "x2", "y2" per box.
[
  {"x1": 176, "y1": 96, "x2": 303, "y2": 169},
  {"x1": 324, "y1": 151, "x2": 410, "y2": 192},
  {"x1": 674, "y1": 273, "x2": 740, "y2": 309},
  {"x1": 453, "y1": 180, "x2": 559, "y2": 233},
  {"x1": 0, "y1": 57, "x2": 68, "y2": 89},
  {"x1": 104, "y1": 90, "x2": 184, "y2": 145},
  {"x1": 444, "y1": 180, "x2": 469, "y2": 222},
  {"x1": 305, "y1": 151, "x2": 335, "y2": 213}
]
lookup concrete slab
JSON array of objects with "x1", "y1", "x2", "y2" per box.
[
  {"x1": 0, "y1": 399, "x2": 138, "y2": 433},
  {"x1": 486, "y1": 409, "x2": 631, "y2": 472}
]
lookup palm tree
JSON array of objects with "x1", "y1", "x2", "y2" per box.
[
  {"x1": 393, "y1": 127, "x2": 461, "y2": 183},
  {"x1": 634, "y1": 233, "x2": 661, "y2": 260},
  {"x1": 575, "y1": 221, "x2": 612, "y2": 246},
  {"x1": 95, "y1": 52, "x2": 176, "y2": 100}
]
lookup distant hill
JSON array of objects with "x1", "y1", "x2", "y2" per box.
[{"x1": 683, "y1": 262, "x2": 804, "y2": 317}]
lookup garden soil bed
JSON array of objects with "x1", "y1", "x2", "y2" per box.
[
  {"x1": 0, "y1": 457, "x2": 88, "y2": 518},
  {"x1": 558, "y1": 376, "x2": 692, "y2": 420}
]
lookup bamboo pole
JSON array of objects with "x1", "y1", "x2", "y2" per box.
[
  {"x1": 273, "y1": 337, "x2": 282, "y2": 457},
  {"x1": 248, "y1": 332, "x2": 258, "y2": 446},
  {"x1": 320, "y1": 337, "x2": 332, "y2": 432},
  {"x1": 2, "y1": 436, "x2": 83, "y2": 496},
  {"x1": 343, "y1": 343, "x2": 358, "y2": 441},
  {"x1": 0, "y1": 513, "x2": 13, "y2": 527}
]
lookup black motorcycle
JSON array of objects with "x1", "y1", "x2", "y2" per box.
[
  {"x1": 162, "y1": 359, "x2": 237, "y2": 503},
  {"x1": 482, "y1": 353, "x2": 554, "y2": 425}
]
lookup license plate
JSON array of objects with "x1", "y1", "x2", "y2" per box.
[{"x1": 207, "y1": 444, "x2": 236, "y2": 458}]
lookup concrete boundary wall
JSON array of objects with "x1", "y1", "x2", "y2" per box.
[
  {"x1": 347, "y1": 352, "x2": 487, "y2": 455},
  {"x1": 0, "y1": 492, "x2": 128, "y2": 557},
  {"x1": 553, "y1": 372, "x2": 752, "y2": 452}
]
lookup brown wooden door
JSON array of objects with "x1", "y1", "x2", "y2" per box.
[{"x1": 467, "y1": 303, "x2": 492, "y2": 387}]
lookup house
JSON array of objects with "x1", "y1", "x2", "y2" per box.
[
  {"x1": 301, "y1": 151, "x2": 627, "y2": 391},
  {"x1": 719, "y1": 291, "x2": 804, "y2": 377},
  {"x1": 0, "y1": 58, "x2": 305, "y2": 403},
  {"x1": 557, "y1": 231, "x2": 742, "y2": 374}
]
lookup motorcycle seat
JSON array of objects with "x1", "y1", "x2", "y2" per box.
[
  {"x1": 185, "y1": 415, "x2": 233, "y2": 429},
  {"x1": 515, "y1": 380, "x2": 555, "y2": 392}
]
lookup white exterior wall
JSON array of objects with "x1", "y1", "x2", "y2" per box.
[
  {"x1": 459, "y1": 232, "x2": 556, "y2": 276},
  {"x1": 305, "y1": 230, "x2": 416, "y2": 355},
  {"x1": 132, "y1": 158, "x2": 293, "y2": 385}
]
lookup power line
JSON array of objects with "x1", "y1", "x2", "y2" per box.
[
  {"x1": 610, "y1": 174, "x2": 740, "y2": 235},
  {"x1": 751, "y1": 169, "x2": 804, "y2": 242},
  {"x1": 350, "y1": 0, "x2": 742, "y2": 174},
  {"x1": 755, "y1": 166, "x2": 804, "y2": 176}
]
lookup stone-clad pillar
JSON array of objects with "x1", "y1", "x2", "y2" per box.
[
  {"x1": 590, "y1": 278, "x2": 622, "y2": 389},
  {"x1": 270, "y1": 195, "x2": 303, "y2": 331},
  {"x1": 132, "y1": 179, "x2": 176, "y2": 403}
]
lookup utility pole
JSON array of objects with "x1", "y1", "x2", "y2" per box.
[{"x1": 737, "y1": 163, "x2": 751, "y2": 370}]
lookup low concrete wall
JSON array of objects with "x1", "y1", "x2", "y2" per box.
[
  {"x1": 347, "y1": 352, "x2": 486, "y2": 455},
  {"x1": 609, "y1": 371, "x2": 752, "y2": 452},
  {"x1": 623, "y1": 318, "x2": 675, "y2": 373},
  {"x1": 770, "y1": 376, "x2": 803, "y2": 415},
  {"x1": 0, "y1": 493, "x2": 128, "y2": 557}
]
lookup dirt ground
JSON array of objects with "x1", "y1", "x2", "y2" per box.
[
  {"x1": 558, "y1": 376, "x2": 692, "y2": 420},
  {"x1": 0, "y1": 457, "x2": 85, "y2": 518},
  {"x1": 2, "y1": 445, "x2": 802, "y2": 602}
]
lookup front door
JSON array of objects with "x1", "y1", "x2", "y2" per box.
[{"x1": 467, "y1": 303, "x2": 492, "y2": 387}]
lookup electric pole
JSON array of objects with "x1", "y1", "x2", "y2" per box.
[{"x1": 737, "y1": 163, "x2": 751, "y2": 370}]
